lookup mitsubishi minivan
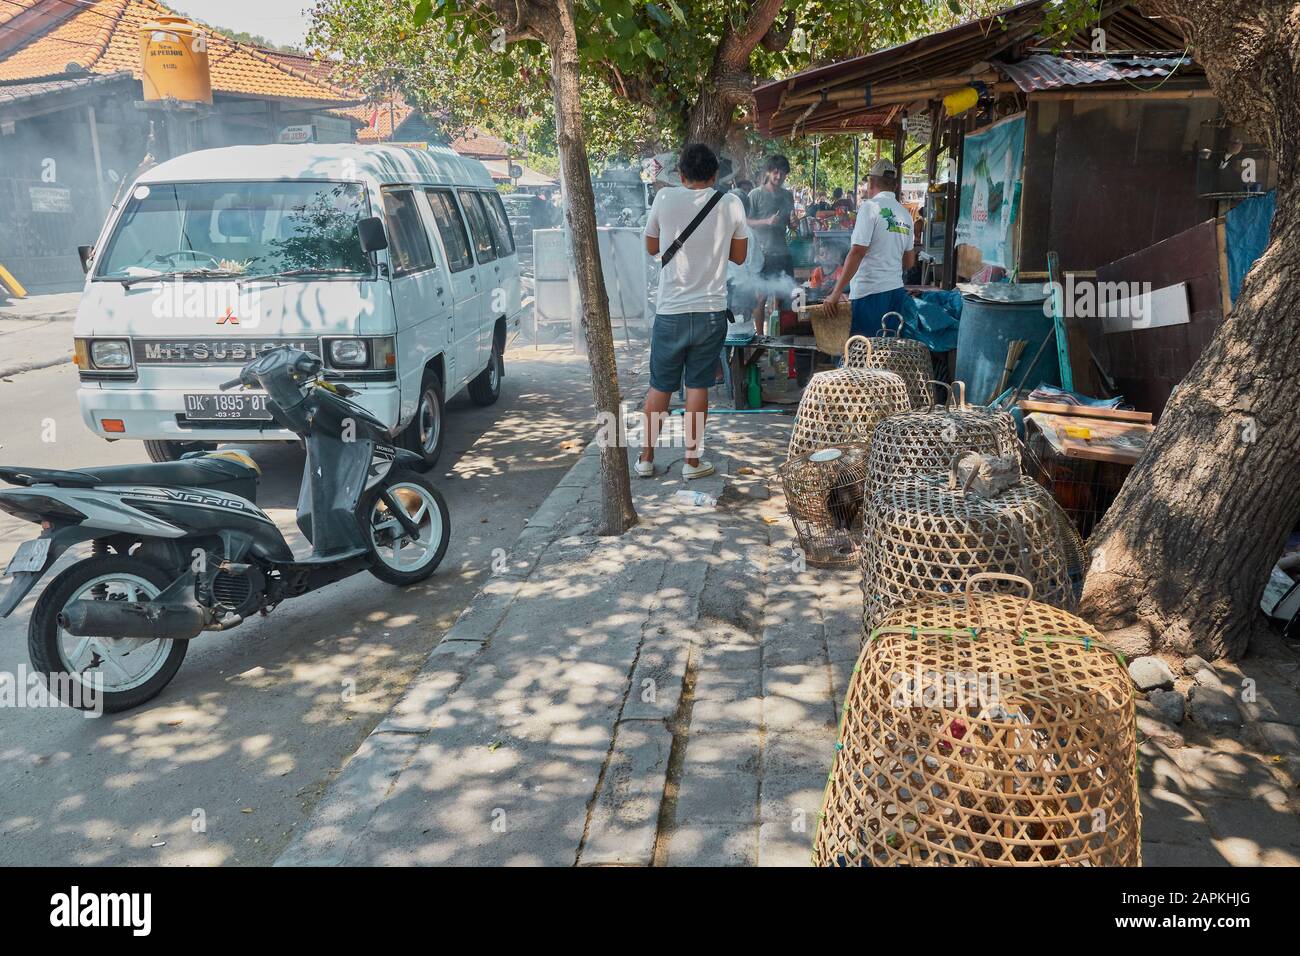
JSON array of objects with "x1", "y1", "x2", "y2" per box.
[{"x1": 73, "y1": 143, "x2": 521, "y2": 468}]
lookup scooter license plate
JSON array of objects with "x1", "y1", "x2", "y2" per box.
[
  {"x1": 4, "y1": 538, "x2": 50, "y2": 576},
  {"x1": 183, "y1": 393, "x2": 273, "y2": 421}
]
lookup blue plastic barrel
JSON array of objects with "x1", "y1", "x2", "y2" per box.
[{"x1": 955, "y1": 294, "x2": 1060, "y2": 405}]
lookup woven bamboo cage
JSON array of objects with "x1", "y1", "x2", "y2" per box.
[
  {"x1": 788, "y1": 337, "x2": 910, "y2": 459},
  {"x1": 777, "y1": 444, "x2": 871, "y2": 567},
  {"x1": 860, "y1": 467, "x2": 1075, "y2": 634},
  {"x1": 865, "y1": 381, "x2": 1020, "y2": 498},
  {"x1": 814, "y1": 574, "x2": 1140, "y2": 867},
  {"x1": 844, "y1": 312, "x2": 933, "y2": 409}
]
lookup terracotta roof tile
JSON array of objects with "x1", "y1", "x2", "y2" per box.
[{"x1": 0, "y1": 0, "x2": 351, "y2": 103}]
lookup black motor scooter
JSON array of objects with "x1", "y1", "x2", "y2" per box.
[{"x1": 0, "y1": 346, "x2": 450, "y2": 712}]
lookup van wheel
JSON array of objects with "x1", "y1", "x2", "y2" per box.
[
  {"x1": 144, "y1": 440, "x2": 215, "y2": 462},
  {"x1": 468, "y1": 341, "x2": 503, "y2": 406},
  {"x1": 401, "y1": 369, "x2": 444, "y2": 471}
]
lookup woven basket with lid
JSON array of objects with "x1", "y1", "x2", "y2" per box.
[
  {"x1": 844, "y1": 312, "x2": 933, "y2": 409},
  {"x1": 814, "y1": 574, "x2": 1140, "y2": 867},
  {"x1": 788, "y1": 336, "x2": 910, "y2": 459},
  {"x1": 777, "y1": 444, "x2": 871, "y2": 567},
  {"x1": 860, "y1": 467, "x2": 1075, "y2": 634},
  {"x1": 866, "y1": 381, "x2": 1019, "y2": 498}
]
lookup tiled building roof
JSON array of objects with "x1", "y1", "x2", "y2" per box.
[
  {"x1": 333, "y1": 97, "x2": 514, "y2": 158},
  {"x1": 0, "y1": 0, "x2": 352, "y2": 103},
  {"x1": 334, "y1": 100, "x2": 417, "y2": 142}
]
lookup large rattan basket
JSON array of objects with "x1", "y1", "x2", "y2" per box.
[
  {"x1": 860, "y1": 468, "x2": 1075, "y2": 634},
  {"x1": 845, "y1": 313, "x2": 933, "y2": 409},
  {"x1": 865, "y1": 381, "x2": 1020, "y2": 498},
  {"x1": 806, "y1": 300, "x2": 852, "y2": 356},
  {"x1": 777, "y1": 444, "x2": 871, "y2": 567},
  {"x1": 788, "y1": 337, "x2": 910, "y2": 459},
  {"x1": 814, "y1": 574, "x2": 1140, "y2": 867}
]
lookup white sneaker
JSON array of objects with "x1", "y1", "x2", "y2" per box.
[
  {"x1": 635, "y1": 459, "x2": 656, "y2": 478},
  {"x1": 682, "y1": 460, "x2": 715, "y2": 480}
]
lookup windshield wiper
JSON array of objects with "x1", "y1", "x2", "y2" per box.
[
  {"x1": 115, "y1": 268, "x2": 245, "y2": 288},
  {"x1": 246, "y1": 267, "x2": 361, "y2": 282}
]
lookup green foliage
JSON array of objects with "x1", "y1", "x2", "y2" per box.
[
  {"x1": 310, "y1": 0, "x2": 1072, "y2": 166},
  {"x1": 308, "y1": 0, "x2": 672, "y2": 163}
]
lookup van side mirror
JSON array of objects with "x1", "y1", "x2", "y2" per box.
[
  {"x1": 357, "y1": 217, "x2": 388, "y2": 254},
  {"x1": 77, "y1": 245, "x2": 94, "y2": 274}
]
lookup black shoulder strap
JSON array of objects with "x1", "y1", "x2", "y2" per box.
[{"x1": 660, "y1": 190, "x2": 725, "y2": 267}]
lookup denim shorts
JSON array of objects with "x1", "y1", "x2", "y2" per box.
[
  {"x1": 649, "y1": 310, "x2": 729, "y2": 392},
  {"x1": 850, "y1": 287, "x2": 915, "y2": 338}
]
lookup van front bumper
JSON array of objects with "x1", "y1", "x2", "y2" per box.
[{"x1": 77, "y1": 383, "x2": 402, "y2": 443}]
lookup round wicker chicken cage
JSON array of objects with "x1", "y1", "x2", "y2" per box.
[
  {"x1": 865, "y1": 381, "x2": 1020, "y2": 498},
  {"x1": 788, "y1": 337, "x2": 910, "y2": 459},
  {"x1": 777, "y1": 444, "x2": 871, "y2": 567},
  {"x1": 844, "y1": 313, "x2": 933, "y2": 409},
  {"x1": 860, "y1": 468, "x2": 1075, "y2": 634},
  {"x1": 814, "y1": 574, "x2": 1140, "y2": 867}
]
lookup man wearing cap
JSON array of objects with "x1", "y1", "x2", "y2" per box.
[{"x1": 824, "y1": 158, "x2": 916, "y2": 336}]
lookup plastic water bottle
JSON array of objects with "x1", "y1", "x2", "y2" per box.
[{"x1": 674, "y1": 489, "x2": 717, "y2": 507}]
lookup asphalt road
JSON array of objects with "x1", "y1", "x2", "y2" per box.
[{"x1": 0, "y1": 341, "x2": 600, "y2": 865}]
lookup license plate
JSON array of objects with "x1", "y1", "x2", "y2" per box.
[
  {"x1": 183, "y1": 393, "x2": 273, "y2": 421},
  {"x1": 4, "y1": 538, "x2": 50, "y2": 576}
]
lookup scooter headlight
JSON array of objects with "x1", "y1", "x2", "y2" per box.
[
  {"x1": 88, "y1": 339, "x2": 132, "y2": 369},
  {"x1": 328, "y1": 338, "x2": 369, "y2": 367}
]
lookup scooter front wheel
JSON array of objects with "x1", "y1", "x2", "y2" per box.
[{"x1": 362, "y1": 471, "x2": 451, "y2": 585}]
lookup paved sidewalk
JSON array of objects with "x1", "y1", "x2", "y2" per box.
[
  {"x1": 279, "y1": 405, "x2": 1300, "y2": 866},
  {"x1": 278, "y1": 411, "x2": 802, "y2": 865}
]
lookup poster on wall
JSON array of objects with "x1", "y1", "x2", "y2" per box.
[{"x1": 955, "y1": 113, "x2": 1025, "y2": 269}]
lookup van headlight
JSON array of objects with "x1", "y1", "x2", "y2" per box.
[
  {"x1": 87, "y1": 338, "x2": 132, "y2": 369},
  {"x1": 328, "y1": 338, "x2": 369, "y2": 367},
  {"x1": 323, "y1": 337, "x2": 395, "y2": 371}
]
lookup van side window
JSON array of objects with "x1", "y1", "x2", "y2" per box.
[
  {"x1": 381, "y1": 189, "x2": 434, "y2": 276},
  {"x1": 457, "y1": 189, "x2": 497, "y2": 264},
  {"x1": 482, "y1": 192, "x2": 516, "y2": 256},
  {"x1": 424, "y1": 189, "x2": 473, "y2": 273}
]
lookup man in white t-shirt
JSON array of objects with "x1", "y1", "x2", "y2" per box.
[
  {"x1": 640, "y1": 143, "x2": 748, "y2": 480},
  {"x1": 824, "y1": 158, "x2": 916, "y2": 337}
]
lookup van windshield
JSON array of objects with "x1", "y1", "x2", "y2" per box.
[{"x1": 95, "y1": 181, "x2": 372, "y2": 281}]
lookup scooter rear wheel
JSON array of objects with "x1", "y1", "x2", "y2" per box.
[
  {"x1": 362, "y1": 472, "x2": 451, "y2": 585},
  {"x1": 29, "y1": 556, "x2": 187, "y2": 713}
]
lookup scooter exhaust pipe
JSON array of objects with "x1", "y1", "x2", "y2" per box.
[{"x1": 57, "y1": 601, "x2": 208, "y2": 641}]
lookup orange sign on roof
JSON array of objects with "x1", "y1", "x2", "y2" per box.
[{"x1": 0, "y1": 0, "x2": 351, "y2": 104}]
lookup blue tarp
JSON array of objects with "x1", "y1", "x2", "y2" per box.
[
  {"x1": 1225, "y1": 190, "x2": 1275, "y2": 305},
  {"x1": 905, "y1": 289, "x2": 962, "y2": 352}
]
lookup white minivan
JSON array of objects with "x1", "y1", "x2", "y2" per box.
[{"x1": 73, "y1": 143, "x2": 521, "y2": 468}]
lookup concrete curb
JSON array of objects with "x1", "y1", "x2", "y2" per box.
[{"x1": 0, "y1": 356, "x2": 72, "y2": 379}]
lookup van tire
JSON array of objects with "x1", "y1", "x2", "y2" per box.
[
  {"x1": 401, "y1": 369, "x2": 444, "y2": 471},
  {"x1": 468, "y1": 341, "x2": 503, "y2": 406},
  {"x1": 144, "y1": 440, "x2": 216, "y2": 463}
]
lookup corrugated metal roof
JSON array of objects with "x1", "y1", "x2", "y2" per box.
[{"x1": 995, "y1": 54, "x2": 1186, "y2": 91}]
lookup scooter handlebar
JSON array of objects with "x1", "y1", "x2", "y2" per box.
[{"x1": 218, "y1": 377, "x2": 244, "y2": 391}]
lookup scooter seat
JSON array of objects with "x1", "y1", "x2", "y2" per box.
[{"x1": 0, "y1": 454, "x2": 260, "y2": 501}]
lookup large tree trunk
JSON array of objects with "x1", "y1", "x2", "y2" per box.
[
  {"x1": 547, "y1": 0, "x2": 638, "y2": 535},
  {"x1": 1080, "y1": 0, "x2": 1300, "y2": 659}
]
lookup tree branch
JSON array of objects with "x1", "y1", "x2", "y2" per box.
[{"x1": 720, "y1": 0, "x2": 787, "y2": 68}]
